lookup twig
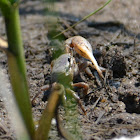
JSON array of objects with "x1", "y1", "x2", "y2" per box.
[
  {"x1": 90, "y1": 96, "x2": 101, "y2": 113},
  {"x1": 95, "y1": 110, "x2": 105, "y2": 124},
  {"x1": 94, "y1": 71, "x2": 102, "y2": 87},
  {"x1": 133, "y1": 34, "x2": 137, "y2": 51},
  {"x1": 110, "y1": 42, "x2": 134, "y2": 46},
  {"x1": 104, "y1": 69, "x2": 109, "y2": 85},
  {"x1": 110, "y1": 30, "x2": 121, "y2": 42}
]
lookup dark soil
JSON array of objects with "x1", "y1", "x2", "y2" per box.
[{"x1": 0, "y1": 0, "x2": 140, "y2": 140}]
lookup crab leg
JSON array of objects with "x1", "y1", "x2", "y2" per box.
[
  {"x1": 72, "y1": 82, "x2": 89, "y2": 95},
  {"x1": 66, "y1": 88, "x2": 86, "y2": 115}
]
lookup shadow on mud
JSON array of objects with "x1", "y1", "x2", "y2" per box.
[{"x1": 88, "y1": 21, "x2": 140, "y2": 40}]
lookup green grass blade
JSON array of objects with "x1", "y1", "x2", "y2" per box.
[
  {"x1": 0, "y1": 3, "x2": 35, "y2": 139},
  {"x1": 35, "y1": 84, "x2": 64, "y2": 140},
  {"x1": 35, "y1": 83, "x2": 64, "y2": 140},
  {"x1": 0, "y1": 0, "x2": 10, "y2": 6},
  {"x1": 53, "y1": 0, "x2": 112, "y2": 38}
]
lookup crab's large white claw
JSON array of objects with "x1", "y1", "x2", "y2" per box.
[{"x1": 65, "y1": 36, "x2": 104, "y2": 78}]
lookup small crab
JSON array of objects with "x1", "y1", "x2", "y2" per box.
[
  {"x1": 32, "y1": 53, "x2": 90, "y2": 114},
  {"x1": 65, "y1": 36, "x2": 104, "y2": 78},
  {"x1": 32, "y1": 36, "x2": 105, "y2": 114}
]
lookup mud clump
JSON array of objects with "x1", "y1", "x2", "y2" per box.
[
  {"x1": 119, "y1": 93, "x2": 140, "y2": 114},
  {"x1": 110, "y1": 52, "x2": 126, "y2": 78},
  {"x1": 103, "y1": 49, "x2": 126, "y2": 78}
]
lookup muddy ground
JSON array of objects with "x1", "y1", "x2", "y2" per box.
[{"x1": 0, "y1": 0, "x2": 140, "y2": 140}]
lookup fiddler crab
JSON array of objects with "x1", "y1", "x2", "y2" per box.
[{"x1": 32, "y1": 36, "x2": 105, "y2": 114}]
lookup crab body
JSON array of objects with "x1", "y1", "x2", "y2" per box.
[{"x1": 51, "y1": 53, "x2": 78, "y2": 87}]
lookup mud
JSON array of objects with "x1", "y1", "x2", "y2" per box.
[{"x1": 0, "y1": 0, "x2": 140, "y2": 140}]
